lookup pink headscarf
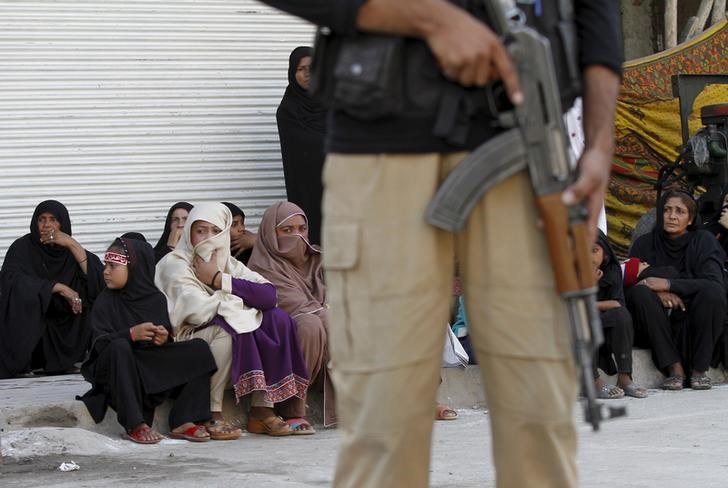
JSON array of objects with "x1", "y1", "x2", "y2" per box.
[{"x1": 248, "y1": 201, "x2": 326, "y2": 320}]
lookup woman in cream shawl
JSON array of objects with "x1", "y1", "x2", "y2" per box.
[
  {"x1": 156, "y1": 202, "x2": 309, "y2": 438},
  {"x1": 248, "y1": 201, "x2": 335, "y2": 430}
]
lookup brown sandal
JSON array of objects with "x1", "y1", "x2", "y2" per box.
[
  {"x1": 247, "y1": 415, "x2": 293, "y2": 436},
  {"x1": 204, "y1": 419, "x2": 242, "y2": 440}
]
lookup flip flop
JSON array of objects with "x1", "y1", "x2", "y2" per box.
[
  {"x1": 169, "y1": 424, "x2": 211, "y2": 442},
  {"x1": 121, "y1": 425, "x2": 163, "y2": 444},
  {"x1": 436, "y1": 404, "x2": 458, "y2": 420},
  {"x1": 596, "y1": 384, "x2": 624, "y2": 399},
  {"x1": 621, "y1": 383, "x2": 648, "y2": 398},
  {"x1": 285, "y1": 417, "x2": 316, "y2": 435}
]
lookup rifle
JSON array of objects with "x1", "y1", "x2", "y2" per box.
[{"x1": 425, "y1": 1, "x2": 626, "y2": 431}]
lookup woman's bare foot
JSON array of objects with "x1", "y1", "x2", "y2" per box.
[
  {"x1": 616, "y1": 373, "x2": 648, "y2": 398},
  {"x1": 170, "y1": 422, "x2": 211, "y2": 441},
  {"x1": 595, "y1": 376, "x2": 624, "y2": 399},
  {"x1": 123, "y1": 423, "x2": 163, "y2": 444},
  {"x1": 204, "y1": 412, "x2": 241, "y2": 440}
]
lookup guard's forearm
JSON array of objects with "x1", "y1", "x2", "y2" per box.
[{"x1": 581, "y1": 65, "x2": 620, "y2": 156}]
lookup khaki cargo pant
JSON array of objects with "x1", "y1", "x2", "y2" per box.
[{"x1": 322, "y1": 152, "x2": 578, "y2": 488}]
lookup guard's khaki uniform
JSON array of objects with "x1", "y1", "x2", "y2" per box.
[{"x1": 323, "y1": 152, "x2": 578, "y2": 488}]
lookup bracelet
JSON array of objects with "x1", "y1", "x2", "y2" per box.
[
  {"x1": 666, "y1": 279, "x2": 671, "y2": 291},
  {"x1": 209, "y1": 271, "x2": 222, "y2": 288},
  {"x1": 79, "y1": 258, "x2": 88, "y2": 264}
]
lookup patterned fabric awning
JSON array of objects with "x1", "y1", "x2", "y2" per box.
[{"x1": 607, "y1": 20, "x2": 728, "y2": 257}]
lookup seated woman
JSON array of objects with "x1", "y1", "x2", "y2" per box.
[
  {"x1": 0, "y1": 200, "x2": 104, "y2": 378},
  {"x1": 222, "y1": 202, "x2": 257, "y2": 265},
  {"x1": 155, "y1": 203, "x2": 309, "y2": 438},
  {"x1": 79, "y1": 237, "x2": 217, "y2": 444},
  {"x1": 153, "y1": 202, "x2": 193, "y2": 263},
  {"x1": 591, "y1": 231, "x2": 647, "y2": 399},
  {"x1": 248, "y1": 201, "x2": 333, "y2": 431},
  {"x1": 627, "y1": 189, "x2": 726, "y2": 390}
]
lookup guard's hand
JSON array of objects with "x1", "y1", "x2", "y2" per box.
[
  {"x1": 424, "y1": 7, "x2": 522, "y2": 103},
  {"x1": 130, "y1": 322, "x2": 158, "y2": 342},
  {"x1": 562, "y1": 147, "x2": 612, "y2": 244}
]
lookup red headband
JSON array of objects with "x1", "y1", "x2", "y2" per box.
[{"x1": 104, "y1": 251, "x2": 129, "y2": 266}]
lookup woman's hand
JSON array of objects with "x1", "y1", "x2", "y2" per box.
[
  {"x1": 40, "y1": 228, "x2": 74, "y2": 249},
  {"x1": 167, "y1": 226, "x2": 184, "y2": 248},
  {"x1": 152, "y1": 325, "x2": 169, "y2": 346},
  {"x1": 720, "y1": 208, "x2": 728, "y2": 230},
  {"x1": 192, "y1": 251, "x2": 220, "y2": 287},
  {"x1": 656, "y1": 292, "x2": 686, "y2": 311},
  {"x1": 231, "y1": 230, "x2": 256, "y2": 256},
  {"x1": 594, "y1": 267, "x2": 603, "y2": 281},
  {"x1": 52, "y1": 283, "x2": 83, "y2": 314},
  {"x1": 130, "y1": 322, "x2": 158, "y2": 342},
  {"x1": 638, "y1": 277, "x2": 670, "y2": 292}
]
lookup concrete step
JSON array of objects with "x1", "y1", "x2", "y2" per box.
[{"x1": 2, "y1": 349, "x2": 725, "y2": 437}]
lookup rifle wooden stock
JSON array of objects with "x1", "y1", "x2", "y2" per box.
[{"x1": 535, "y1": 193, "x2": 595, "y2": 295}]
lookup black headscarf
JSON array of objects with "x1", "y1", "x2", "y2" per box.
[
  {"x1": 0, "y1": 201, "x2": 103, "y2": 378},
  {"x1": 153, "y1": 202, "x2": 193, "y2": 262},
  {"x1": 595, "y1": 230, "x2": 624, "y2": 304},
  {"x1": 121, "y1": 232, "x2": 147, "y2": 242},
  {"x1": 275, "y1": 46, "x2": 326, "y2": 245},
  {"x1": 90, "y1": 238, "x2": 172, "y2": 355}
]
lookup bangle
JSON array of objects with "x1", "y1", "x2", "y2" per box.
[
  {"x1": 666, "y1": 279, "x2": 671, "y2": 291},
  {"x1": 79, "y1": 258, "x2": 88, "y2": 264},
  {"x1": 129, "y1": 328, "x2": 134, "y2": 341},
  {"x1": 209, "y1": 271, "x2": 222, "y2": 288}
]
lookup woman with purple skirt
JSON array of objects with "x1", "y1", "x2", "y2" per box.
[{"x1": 156, "y1": 202, "x2": 309, "y2": 439}]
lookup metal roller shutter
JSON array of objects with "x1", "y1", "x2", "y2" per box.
[{"x1": 0, "y1": 0, "x2": 315, "y2": 262}]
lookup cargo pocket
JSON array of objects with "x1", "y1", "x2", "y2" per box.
[{"x1": 323, "y1": 223, "x2": 363, "y2": 367}]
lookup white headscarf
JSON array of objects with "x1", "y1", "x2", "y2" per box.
[{"x1": 155, "y1": 202, "x2": 270, "y2": 335}]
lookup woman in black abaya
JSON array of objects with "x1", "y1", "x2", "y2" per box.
[
  {"x1": 79, "y1": 237, "x2": 216, "y2": 444},
  {"x1": 276, "y1": 46, "x2": 327, "y2": 246},
  {"x1": 627, "y1": 189, "x2": 726, "y2": 390},
  {"x1": 0, "y1": 200, "x2": 103, "y2": 378},
  {"x1": 153, "y1": 202, "x2": 193, "y2": 263}
]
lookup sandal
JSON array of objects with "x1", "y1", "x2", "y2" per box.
[
  {"x1": 435, "y1": 404, "x2": 459, "y2": 420},
  {"x1": 204, "y1": 419, "x2": 242, "y2": 441},
  {"x1": 690, "y1": 374, "x2": 712, "y2": 390},
  {"x1": 169, "y1": 424, "x2": 211, "y2": 442},
  {"x1": 661, "y1": 375, "x2": 685, "y2": 391},
  {"x1": 597, "y1": 384, "x2": 624, "y2": 399},
  {"x1": 247, "y1": 415, "x2": 293, "y2": 436},
  {"x1": 621, "y1": 383, "x2": 648, "y2": 398},
  {"x1": 121, "y1": 425, "x2": 163, "y2": 445},
  {"x1": 285, "y1": 417, "x2": 316, "y2": 435}
]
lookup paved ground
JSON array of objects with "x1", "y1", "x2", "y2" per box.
[{"x1": 2, "y1": 384, "x2": 728, "y2": 487}]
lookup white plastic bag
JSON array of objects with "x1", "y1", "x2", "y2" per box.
[{"x1": 442, "y1": 325, "x2": 469, "y2": 368}]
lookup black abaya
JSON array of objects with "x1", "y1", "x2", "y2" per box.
[
  {"x1": 153, "y1": 202, "x2": 193, "y2": 263},
  {"x1": 78, "y1": 237, "x2": 216, "y2": 431},
  {"x1": 0, "y1": 201, "x2": 104, "y2": 378},
  {"x1": 627, "y1": 193, "x2": 727, "y2": 374},
  {"x1": 276, "y1": 46, "x2": 327, "y2": 245}
]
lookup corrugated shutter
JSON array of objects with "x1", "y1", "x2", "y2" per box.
[{"x1": 0, "y1": 0, "x2": 315, "y2": 263}]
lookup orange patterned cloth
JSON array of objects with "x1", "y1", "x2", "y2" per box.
[{"x1": 607, "y1": 20, "x2": 728, "y2": 256}]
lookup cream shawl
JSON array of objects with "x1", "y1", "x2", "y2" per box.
[{"x1": 155, "y1": 202, "x2": 270, "y2": 336}]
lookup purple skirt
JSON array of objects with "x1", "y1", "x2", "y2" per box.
[{"x1": 212, "y1": 307, "x2": 309, "y2": 404}]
